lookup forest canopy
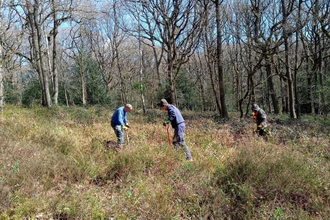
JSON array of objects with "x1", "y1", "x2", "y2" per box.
[{"x1": 0, "y1": 0, "x2": 329, "y2": 119}]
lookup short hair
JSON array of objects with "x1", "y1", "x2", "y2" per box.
[
  {"x1": 125, "y1": 104, "x2": 132, "y2": 109},
  {"x1": 158, "y1": 99, "x2": 168, "y2": 107},
  {"x1": 252, "y1": 104, "x2": 259, "y2": 110}
]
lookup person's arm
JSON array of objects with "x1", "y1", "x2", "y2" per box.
[
  {"x1": 259, "y1": 109, "x2": 267, "y2": 127},
  {"x1": 167, "y1": 107, "x2": 175, "y2": 122},
  {"x1": 118, "y1": 110, "x2": 125, "y2": 126},
  {"x1": 123, "y1": 112, "x2": 128, "y2": 125}
]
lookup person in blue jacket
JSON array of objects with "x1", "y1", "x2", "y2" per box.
[
  {"x1": 110, "y1": 104, "x2": 132, "y2": 149},
  {"x1": 159, "y1": 99, "x2": 193, "y2": 161}
]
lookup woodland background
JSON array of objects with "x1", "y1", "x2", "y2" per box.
[
  {"x1": 0, "y1": 0, "x2": 329, "y2": 118},
  {"x1": 1, "y1": 1, "x2": 330, "y2": 219}
]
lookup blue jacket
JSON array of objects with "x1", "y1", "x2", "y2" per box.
[
  {"x1": 111, "y1": 106, "x2": 128, "y2": 126},
  {"x1": 167, "y1": 104, "x2": 184, "y2": 128}
]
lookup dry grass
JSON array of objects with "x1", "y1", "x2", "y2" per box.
[{"x1": 0, "y1": 105, "x2": 329, "y2": 219}]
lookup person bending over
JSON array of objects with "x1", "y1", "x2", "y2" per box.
[
  {"x1": 110, "y1": 104, "x2": 132, "y2": 150},
  {"x1": 159, "y1": 99, "x2": 193, "y2": 161}
]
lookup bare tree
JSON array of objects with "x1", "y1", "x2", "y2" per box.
[
  {"x1": 187, "y1": 52, "x2": 208, "y2": 111},
  {"x1": 226, "y1": 0, "x2": 303, "y2": 117},
  {"x1": 306, "y1": 0, "x2": 330, "y2": 116},
  {"x1": 48, "y1": 0, "x2": 73, "y2": 105},
  {"x1": 10, "y1": 0, "x2": 74, "y2": 107},
  {"x1": 317, "y1": 0, "x2": 330, "y2": 38},
  {"x1": 125, "y1": 0, "x2": 206, "y2": 106},
  {"x1": 280, "y1": 0, "x2": 297, "y2": 118},
  {"x1": 293, "y1": 0, "x2": 304, "y2": 118},
  {"x1": 226, "y1": 0, "x2": 265, "y2": 117},
  {"x1": 66, "y1": 25, "x2": 91, "y2": 106},
  {"x1": 214, "y1": 0, "x2": 228, "y2": 117}
]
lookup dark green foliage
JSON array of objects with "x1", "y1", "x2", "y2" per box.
[
  {"x1": 68, "y1": 52, "x2": 109, "y2": 105},
  {"x1": 155, "y1": 81, "x2": 171, "y2": 104},
  {"x1": 176, "y1": 70, "x2": 198, "y2": 110},
  {"x1": 132, "y1": 81, "x2": 144, "y2": 92},
  {"x1": 85, "y1": 60, "x2": 107, "y2": 105},
  {"x1": 56, "y1": 84, "x2": 67, "y2": 106},
  {"x1": 4, "y1": 81, "x2": 21, "y2": 105},
  {"x1": 21, "y1": 80, "x2": 42, "y2": 107},
  {"x1": 155, "y1": 70, "x2": 198, "y2": 110}
]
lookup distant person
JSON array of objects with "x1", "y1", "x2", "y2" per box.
[
  {"x1": 159, "y1": 99, "x2": 193, "y2": 161},
  {"x1": 252, "y1": 104, "x2": 268, "y2": 136},
  {"x1": 110, "y1": 104, "x2": 132, "y2": 150}
]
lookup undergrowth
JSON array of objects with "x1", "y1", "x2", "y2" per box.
[{"x1": 0, "y1": 105, "x2": 329, "y2": 219}]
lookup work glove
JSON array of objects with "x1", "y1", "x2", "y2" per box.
[
  {"x1": 163, "y1": 119, "x2": 170, "y2": 127},
  {"x1": 122, "y1": 125, "x2": 129, "y2": 131}
]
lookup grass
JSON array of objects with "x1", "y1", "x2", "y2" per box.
[{"x1": 0, "y1": 105, "x2": 329, "y2": 219}]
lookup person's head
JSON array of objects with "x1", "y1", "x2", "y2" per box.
[
  {"x1": 124, "y1": 104, "x2": 132, "y2": 112},
  {"x1": 158, "y1": 99, "x2": 168, "y2": 110},
  {"x1": 252, "y1": 104, "x2": 259, "y2": 111}
]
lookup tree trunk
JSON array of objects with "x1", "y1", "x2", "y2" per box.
[
  {"x1": 281, "y1": 0, "x2": 296, "y2": 118},
  {"x1": 265, "y1": 58, "x2": 279, "y2": 113},
  {"x1": 215, "y1": 0, "x2": 228, "y2": 118},
  {"x1": 0, "y1": 52, "x2": 3, "y2": 111},
  {"x1": 284, "y1": 39, "x2": 296, "y2": 119},
  {"x1": 81, "y1": 65, "x2": 87, "y2": 106},
  {"x1": 203, "y1": 10, "x2": 221, "y2": 114},
  {"x1": 0, "y1": 0, "x2": 3, "y2": 110},
  {"x1": 136, "y1": 2, "x2": 146, "y2": 113},
  {"x1": 52, "y1": 0, "x2": 58, "y2": 105},
  {"x1": 294, "y1": 0, "x2": 303, "y2": 118},
  {"x1": 37, "y1": 27, "x2": 51, "y2": 108},
  {"x1": 27, "y1": 0, "x2": 52, "y2": 107},
  {"x1": 80, "y1": 51, "x2": 87, "y2": 106},
  {"x1": 138, "y1": 42, "x2": 146, "y2": 113},
  {"x1": 168, "y1": 59, "x2": 177, "y2": 105},
  {"x1": 206, "y1": 52, "x2": 221, "y2": 114},
  {"x1": 197, "y1": 53, "x2": 207, "y2": 111}
]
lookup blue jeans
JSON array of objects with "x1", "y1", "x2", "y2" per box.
[
  {"x1": 111, "y1": 122, "x2": 124, "y2": 144},
  {"x1": 173, "y1": 123, "x2": 192, "y2": 160}
]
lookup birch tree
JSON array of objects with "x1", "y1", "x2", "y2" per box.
[{"x1": 9, "y1": 0, "x2": 74, "y2": 107}]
